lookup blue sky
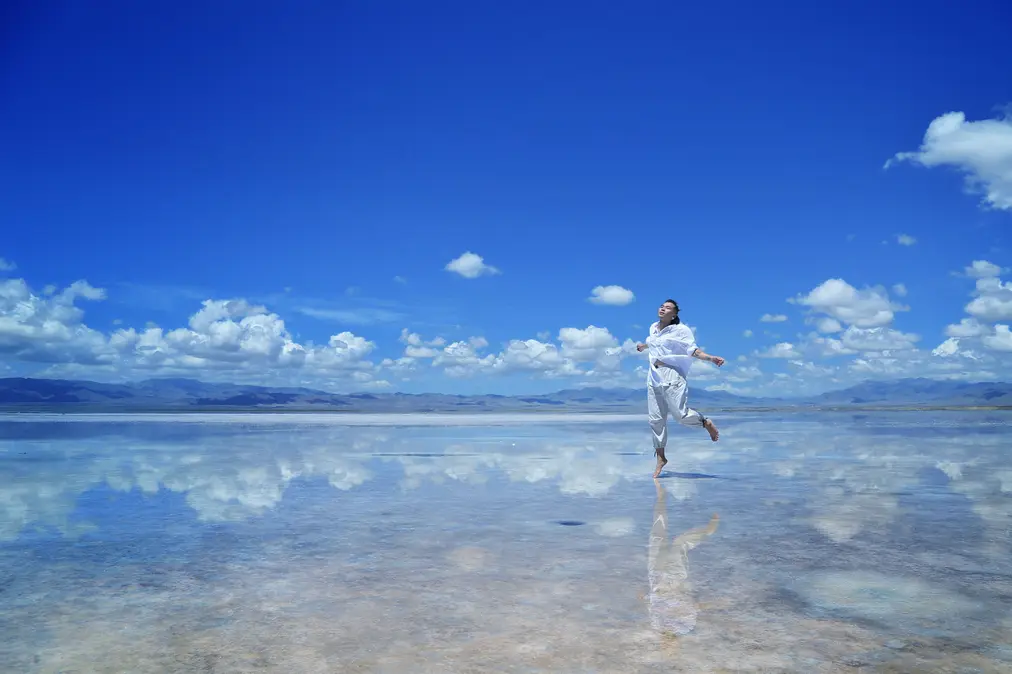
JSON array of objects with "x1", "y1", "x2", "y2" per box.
[{"x1": 2, "y1": 0, "x2": 1011, "y2": 396}]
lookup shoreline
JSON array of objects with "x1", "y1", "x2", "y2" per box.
[{"x1": 0, "y1": 405, "x2": 1010, "y2": 420}]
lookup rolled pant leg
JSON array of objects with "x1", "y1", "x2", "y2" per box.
[
  {"x1": 666, "y1": 376, "x2": 706, "y2": 428},
  {"x1": 648, "y1": 385, "x2": 668, "y2": 448}
]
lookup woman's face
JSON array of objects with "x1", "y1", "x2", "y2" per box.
[{"x1": 658, "y1": 302, "x2": 677, "y2": 321}]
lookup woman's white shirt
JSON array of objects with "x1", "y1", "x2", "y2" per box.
[{"x1": 645, "y1": 321, "x2": 698, "y2": 384}]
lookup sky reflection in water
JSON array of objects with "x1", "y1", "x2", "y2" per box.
[{"x1": 1, "y1": 411, "x2": 1010, "y2": 673}]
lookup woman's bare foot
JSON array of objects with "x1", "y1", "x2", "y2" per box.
[
  {"x1": 703, "y1": 418, "x2": 719, "y2": 442},
  {"x1": 653, "y1": 449, "x2": 668, "y2": 478}
]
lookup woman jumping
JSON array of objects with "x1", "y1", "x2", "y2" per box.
[{"x1": 636, "y1": 299, "x2": 725, "y2": 478}]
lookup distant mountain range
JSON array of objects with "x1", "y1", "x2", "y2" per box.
[{"x1": 0, "y1": 376, "x2": 1010, "y2": 412}]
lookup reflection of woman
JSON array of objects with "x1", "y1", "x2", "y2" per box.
[
  {"x1": 647, "y1": 478, "x2": 719, "y2": 636},
  {"x1": 636, "y1": 299, "x2": 724, "y2": 478}
]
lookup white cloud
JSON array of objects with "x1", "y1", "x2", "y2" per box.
[
  {"x1": 805, "y1": 334, "x2": 856, "y2": 358},
  {"x1": 932, "y1": 338, "x2": 962, "y2": 358},
  {"x1": 445, "y1": 252, "x2": 500, "y2": 279},
  {"x1": 933, "y1": 261, "x2": 1012, "y2": 359},
  {"x1": 790, "y1": 278, "x2": 907, "y2": 328},
  {"x1": 379, "y1": 356, "x2": 416, "y2": 375},
  {"x1": 743, "y1": 329, "x2": 753, "y2": 338},
  {"x1": 740, "y1": 265, "x2": 1012, "y2": 393},
  {"x1": 963, "y1": 260, "x2": 1005, "y2": 279},
  {"x1": 492, "y1": 339, "x2": 569, "y2": 375},
  {"x1": 892, "y1": 283, "x2": 908, "y2": 297},
  {"x1": 896, "y1": 234, "x2": 917, "y2": 246},
  {"x1": 848, "y1": 356, "x2": 906, "y2": 377},
  {"x1": 397, "y1": 325, "x2": 637, "y2": 380},
  {"x1": 725, "y1": 363, "x2": 764, "y2": 382},
  {"x1": 788, "y1": 360, "x2": 837, "y2": 377},
  {"x1": 404, "y1": 344, "x2": 440, "y2": 358},
  {"x1": 7, "y1": 258, "x2": 1011, "y2": 397},
  {"x1": 945, "y1": 318, "x2": 989, "y2": 338},
  {"x1": 983, "y1": 325, "x2": 1012, "y2": 352},
  {"x1": 965, "y1": 276, "x2": 1012, "y2": 322},
  {"x1": 0, "y1": 279, "x2": 110, "y2": 364},
  {"x1": 297, "y1": 306, "x2": 403, "y2": 325},
  {"x1": 558, "y1": 326, "x2": 618, "y2": 361},
  {"x1": 838, "y1": 326, "x2": 920, "y2": 352},
  {"x1": 433, "y1": 339, "x2": 497, "y2": 377},
  {"x1": 815, "y1": 317, "x2": 843, "y2": 334},
  {"x1": 758, "y1": 342, "x2": 801, "y2": 359},
  {"x1": 760, "y1": 313, "x2": 787, "y2": 323},
  {"x1": 399, "y1": 328, "x2": 446, "y2": 354},
  {"x1": 886, "y1": 109, "x2": 1012, "y2": 211},
  {"x1": 0, "y1": 258, "x2": 15, "y2": 272},
  {"x1": 0, "y1": 278, "x2": 380, "y2": 385},
  {"x1": 588, "y1": 285, "x2": 635, "y2": 306}
]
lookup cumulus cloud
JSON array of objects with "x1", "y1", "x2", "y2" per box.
[
  {"x1": 932, "y1": 338, "x2": 962, "y2": 358},
  {"x1": 983, "y1": 325, "x2": 1012, "y2": 352},
  {"x1": 445, "y1": 252, "x2": 500, "y2": 279},
  {"x1": 760, "y1": 313, "x2": 787, "y2": 323},
  {"x1": 964, "y1": 276, "x2": 1012, "y2": 322},
  {"x1": 929, "y1": 261, "x2": 1012, "y2": 362},
  {"x1": 397, "y1": 328, "x2": 447, "y2": 358},
  {"x1": 744, "y1": 264, "x2": 1012, "y2": 392},
  {"x1": 743, "y1": 329, "x2": 753, "y2": 338},
  {"x1": 558, "y1": 326, "x2": 618, "y2": 360},
  {"x1": 0, "y1": 278, "x2": 110, "y2": 364},
  {"x1": 962, "y1": 260, "x2": 1005, "y2": 279},
  {"x1": 113, "y1": 299, "x2": 376, "y2": 376},
  {"x1": 787, "y1": 360, "x2": 837, "y2": 377},
  {"x1": 838, "y1": 326, "x2": 920, "y2": 352},
  {"x1": 393, "y1": 325, "x2": 637, "y2": 380},
  {"x1": 892, "y1": 283, "x2": 908, "y2": 297},
  {"x1": 945, "y1": 318, "x2": 989, "y2": 338},
  {"x1": 432, "y1": 339, "x2": 497, "y2": 378},
  {"x1": 814, "y1": 317, "x2": 843, "y2": 334},
  {"x1": 0, "y1": 278, "x2": 380, "y2": 385},
  {"x1": 790, "y1": 278, "x2": 907, "y2": 328},
  {"x1": 724, "y1": 363, "x2": 764, "y2": 383},
  {"x1": 886, "y1": 109, "x2": 1012, "y2": 211},
  {"x1": 588, "y1": 285, "x2": 635, "y2": 306},
  {"x1": 758, "y1": 342, "x2": 801, "y2": 359},
  {"x1": 805, "y1": 334, "x2": 856, "y2": 358},
  {"x1": 896, "y1": 234, "x2": 917, "y2": 246},
  {"x1": 491, "y1": 339, "x2": 569, "y2": 376}
]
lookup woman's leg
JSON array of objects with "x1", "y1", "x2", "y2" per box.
[
  {"x1": 667, "y1": 378, "x2": 720, "y2": 442},
  {"x1": 648, "y1": 385, "x2": 669, "y2": 476}
]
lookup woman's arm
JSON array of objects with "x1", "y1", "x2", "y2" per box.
[{"x1": 691, "y1": 348, "x2": 725, "y2": 367}]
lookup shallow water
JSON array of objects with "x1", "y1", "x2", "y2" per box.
[{"x1": 1, "y1": 411, "x2": 1010, "y2": 673}]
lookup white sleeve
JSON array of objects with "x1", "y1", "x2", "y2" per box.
[{"x1": 653, "y1": 327, "x2": 698, "y2": 365}]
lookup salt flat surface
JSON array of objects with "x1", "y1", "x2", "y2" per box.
[{"x1": 1, "y1": 410, "x2": 1010, "y2": 673}]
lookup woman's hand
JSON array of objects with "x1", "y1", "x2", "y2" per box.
[
  {"x1": 710, "y1": 355, "x2": 725, "y2": 367},
  {"x1": 636, "y1": 343, "x2": 648, "y2": 352}
]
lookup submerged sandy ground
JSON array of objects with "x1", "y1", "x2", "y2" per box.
[
  {"x1": 22, "y1": 534, "x2": 1012, "y2": 674},
  {"x1": 3, "y1": 412, "x2": 1010, "y2": 672}
]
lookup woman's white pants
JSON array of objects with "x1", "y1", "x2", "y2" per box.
[{"x1": 648, "y1": 373, "x2": 705, "y2": 449}]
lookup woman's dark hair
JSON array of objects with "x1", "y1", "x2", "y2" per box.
[{"x1": 664, "y1": 299, "x2": 681, "y2": 325}]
